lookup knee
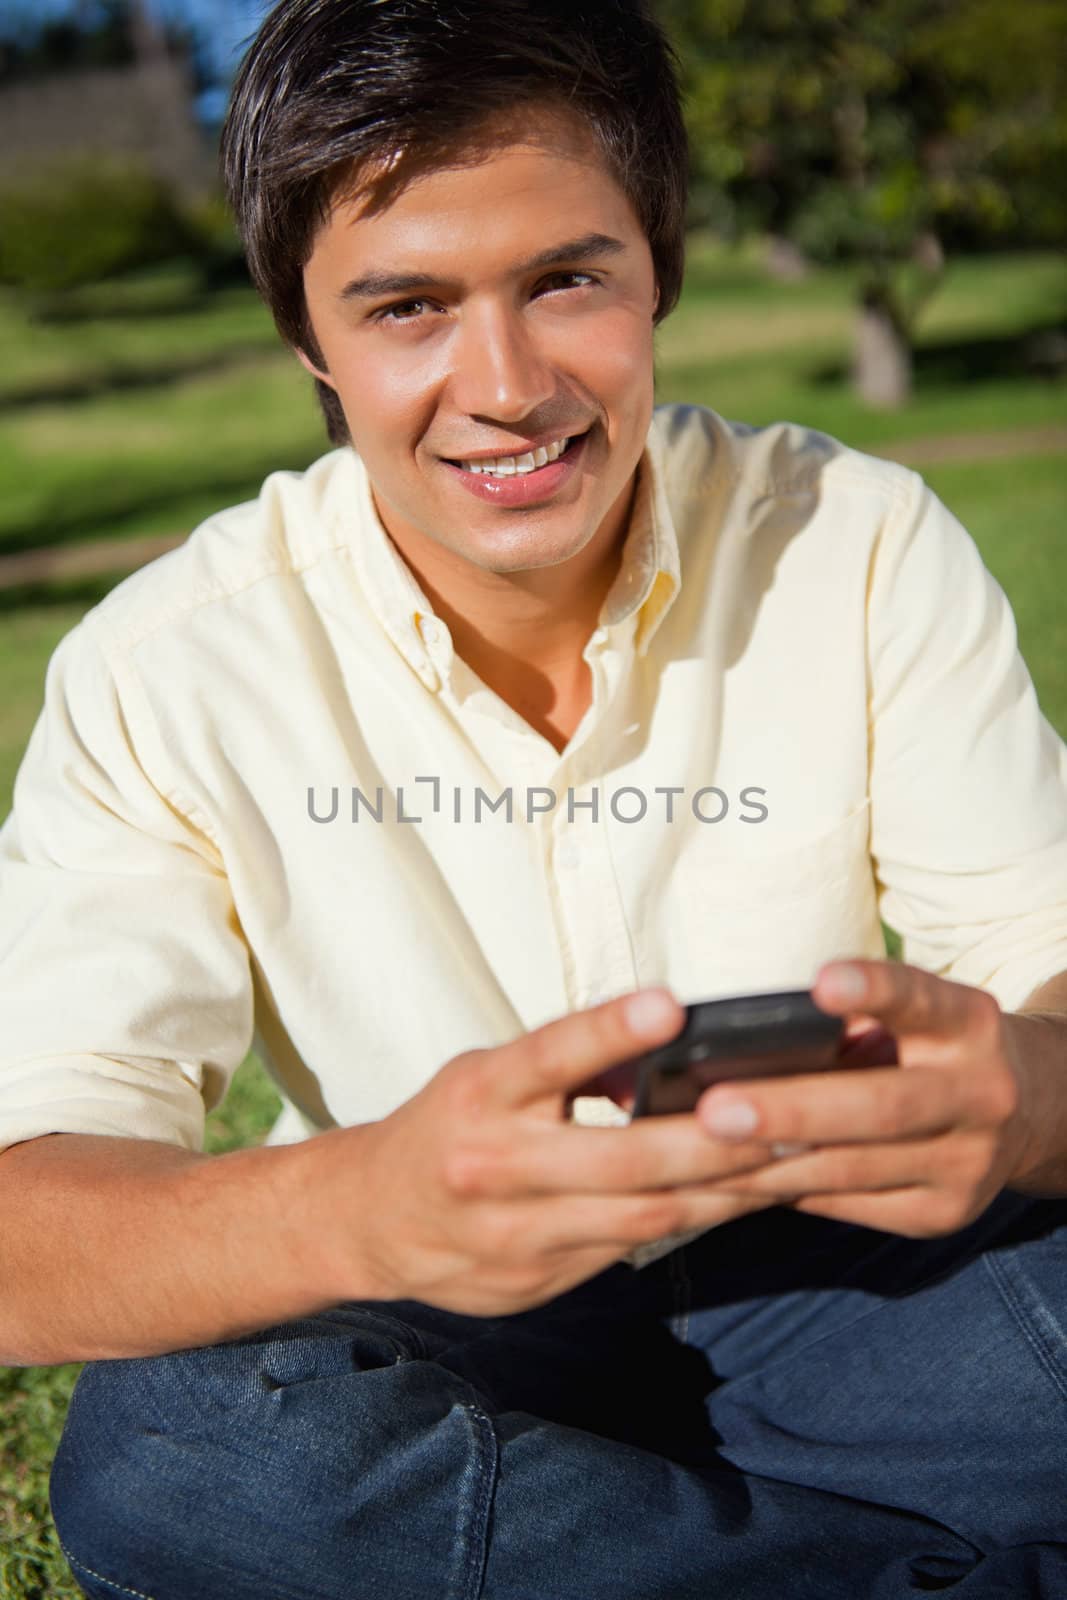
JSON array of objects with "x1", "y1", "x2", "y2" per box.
[
  {"x1": 49, "y1": 1315, "x2": 497, "y2": 1600},
  {"x1": 49, "y1": 1354, "x2": 196, "y2": 1591},
  {"x1": 49, "y1": 1340, "x2": 333, "y2": 1597}
]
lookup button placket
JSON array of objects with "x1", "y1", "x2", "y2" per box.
[{"x1": 550, "y1": 765, "x2": 637, "y2": 1010}]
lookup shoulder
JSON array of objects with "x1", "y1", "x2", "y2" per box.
[
  {"x1": 81, "y1": 447, "x2": 361, "y2": 657},
  {"x1": 649, "y1": 402, "x2": 919, "y2": 519}
]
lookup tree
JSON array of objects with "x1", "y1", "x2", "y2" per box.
[
  {"x1": 658, "y1": 0, "x2": 1067, "y2": 407},
  {"x1": 0, "y1": 1, "x2": 201, "y2": 87},
  {"x1": 129, "y1": 0, "x2": 169, "y2": 66}
]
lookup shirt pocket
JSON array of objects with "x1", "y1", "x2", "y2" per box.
[{"x1": 663, "y1": 799, "x2": 884, "y2": 995}]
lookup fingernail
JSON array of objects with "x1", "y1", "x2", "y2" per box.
[
  {"x1": 701, "y1": 1098, "x2": 759, "y2": 1138},
  {"x1": 624, "y1": 989, "x2": 678, "y2": 1034},
  {"x1": 825, "y1": 964, "x2": 867, "y2": 1003}
]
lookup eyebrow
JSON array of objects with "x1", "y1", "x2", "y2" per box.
[{"x1": 337, "y1": 231, "x2": 628, "y2": 302}]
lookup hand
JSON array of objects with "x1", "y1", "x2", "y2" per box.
[
  {"x1": 693, "y1": 959, "x2": 1031, "y2": 1237},
  {"x1": 316, "y1": 990, "x2": 785, "y2": 1317}
]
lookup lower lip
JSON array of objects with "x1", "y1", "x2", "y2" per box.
[{"x1": 442, "y1": 433, "x2": 588, "y2": 506}]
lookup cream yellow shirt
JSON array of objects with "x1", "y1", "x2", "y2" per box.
[{"x1": 3, "y1": 404, "x2": 1067, "y2": 1269}]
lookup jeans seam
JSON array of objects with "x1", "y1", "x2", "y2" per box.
[
  {"x1": 455, "y1": 1400, "x2": 498, "y2": 1600},
  {"x1": 332, "y1": 1305, "x2": 431, "y2": 1363},
  {"x1": 59, "y1": 1539, "x2": 158, "y2": 1600},
  {"x1": 982, "y1": 1248, "x2": 1067, "y2": 1404}
]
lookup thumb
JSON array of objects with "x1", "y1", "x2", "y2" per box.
[{"x1": 500, "y1": 987, "x2": 683, "y2": 1114}]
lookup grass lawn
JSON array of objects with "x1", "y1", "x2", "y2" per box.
[{"x1": 0, "y1": 239, "x2": 1064, "y2": 1598}]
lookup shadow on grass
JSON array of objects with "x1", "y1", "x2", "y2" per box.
[
  {"x1": 811, "y1": 319, "x2": 1067, "y2": 389},
  {"x1": 0, "y1": 342, "x2": 277, "y2": 414},
  {"x1": 0, "y1": 450, "x2": 321, "y2": 559},
  {"x1": 0, "y1": 573, "x2": 124, "y2": 615},
  {"x1": 30, "y1": 261, "x2": 252, "y2": 323}
]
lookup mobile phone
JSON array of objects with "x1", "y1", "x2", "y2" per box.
[{"x1": 628, "y1": 989, "x2": 846, "y2": 1117}]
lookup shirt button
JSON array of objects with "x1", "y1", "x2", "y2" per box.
[
  {"x1": 556, "y1": 839, "x2": 581, "y2": 870},
  {"x1": 419, "y1": 617, "x2": 440, "y2": 645}
]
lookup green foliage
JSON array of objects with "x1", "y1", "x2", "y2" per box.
[
  {"x1": 658, "y1": 0, "x2": 1067, "y2": 402},
  {"x1": 0, "y1": 0, "x2": 196, "y2": 88},
  {"x1": 660, "y1": 0, "x2": 1067, "y2": 279},
  {"x1": 0, "y1": 158, "x2": 195, "y2": 294},
  {"x1": 0, "y1": 0, "x2": 135, "y2": 83},
  {"x1": 181, "y1": 192, "x2": 252, "y2": 288}
]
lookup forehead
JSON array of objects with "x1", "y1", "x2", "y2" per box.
[{"x1": 311, "y1": 106, "x2": 642, "y2": 273}]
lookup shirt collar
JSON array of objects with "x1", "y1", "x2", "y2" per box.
[
  {"x1": 597, "y1": 419, "x2": 681, "y2": 655},
  {"x1": 343, "y1": 418, "x2": 682, "y2": 692},
  {"x1": 348, "y1": 454, "x2": 443, "y2": 691}
]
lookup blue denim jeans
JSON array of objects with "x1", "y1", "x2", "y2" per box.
[{"x1": 50, "y1": 1188, "x2": 1067, "y2": 1599}]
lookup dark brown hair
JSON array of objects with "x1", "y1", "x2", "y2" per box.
[{"x1": 221, "y1": 0, "x2": 689, "y2": 446}]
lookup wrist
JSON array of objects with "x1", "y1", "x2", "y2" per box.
[
  {"x1": 1001, "y1": 1012, "x2": 1067, "y2": 1194},
  {"x1": 281, "y1": 1123, "x2": 399, "y2": 1305}
]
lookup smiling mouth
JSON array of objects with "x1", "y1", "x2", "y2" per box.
[{"x1": 444, "y1": 431, "x2": 587, "y2": 477}]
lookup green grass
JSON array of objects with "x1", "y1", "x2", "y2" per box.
[
  {"x1": 656, "y1": 240, "x2": 1067, "y2": 449},
  {"x1": 0, "y1": 239, "x2": 1063, "y2": 1598},
  {"x1": 921, "y1": 454, "x2": 1067, "y2": 731},
  {"x1": 0, "y1": 266, "x2": 322, "y2": 559}
]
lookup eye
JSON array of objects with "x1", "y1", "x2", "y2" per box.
[
  {"x1": 376, "y1": 298, "x2": 435, "y2": 324},
  {"x1": 538, "y1": 271, "x2": 598, "y2": 294}
]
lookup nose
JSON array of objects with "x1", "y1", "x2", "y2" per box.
[{"x1": 448, "y1": 300, "x2": 556, "y2": 423}]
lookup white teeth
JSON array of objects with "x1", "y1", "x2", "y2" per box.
[{"x1": 458, "y1": 434, "x2": 572, "y2": 475}]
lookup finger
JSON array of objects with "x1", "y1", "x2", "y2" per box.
[
  {"x1": 786, "y1": 1186, "x2": 954, "y2": 1238},
  {"x1": 449, "y1": 1117, "x2": 782, "y2": 1199},
  {"x1": 703, "y1": 1131, "x2": 963, "y2": 1201},
  {"x1": 491, "y1": 988, "x2": 685, "y2": 1111},
  {"x1": 813, "y1": 959, "x2": 998, "y2": 1051},
  {"x1": 696, "y1": 1064, "x2": 984, "y2": 1147},
  {"x1": 515, "y1": 1185, "x2": 779, "y2": 1256}
]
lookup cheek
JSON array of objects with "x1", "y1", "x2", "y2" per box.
[
  {"x1": 329, "y1": 345, "x2": 442, "y2": 453},
  {"x1": 578, "y1": 308, "x2": 655, "y2": 416}
]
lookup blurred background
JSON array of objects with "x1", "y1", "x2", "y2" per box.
[{"x1": 0, "y1": 3, "x2": 1065, "y2": 1592}]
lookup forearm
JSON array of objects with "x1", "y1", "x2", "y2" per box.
[
  {"x1": 0, "y1": 1129, "x2": 372, "y2": 1367},
  {"x1": 1003, "y1": 970, "x2": 1067, "y2": 1197}
]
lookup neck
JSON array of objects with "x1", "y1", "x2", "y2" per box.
[{"x1": 375, "y1": 474, "x2": 639, "y2": 747}]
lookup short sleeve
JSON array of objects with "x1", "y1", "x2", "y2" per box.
[
  {"x1": 0, "y1": 618, "x2": 254, "y2": 1155},
  {"x1": 867, "y1": 470, "x2": 1067, "y2": 1010}
]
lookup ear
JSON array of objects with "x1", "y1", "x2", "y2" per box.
[{"x1": 295, "y1": 347, "x2": 337, "y2": 389}]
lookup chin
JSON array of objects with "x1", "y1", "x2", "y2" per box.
[{"x1": 468, "y1": 526, "x2": 593, "y2": 573}]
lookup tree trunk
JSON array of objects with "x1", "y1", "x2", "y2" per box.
[
  {"x1": 852, "y1": 284, "x2": 912, "y2": 409},
  {"x1": 764, "y1": 233, "x2": 809, "y2": 282},
  {"x1": 129, "y1": 0, "x2": 168, "y2": 67}
]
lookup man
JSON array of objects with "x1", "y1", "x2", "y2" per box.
[{"x1": 2, "y1": 0, "x2": 1067, "y2": 1594}]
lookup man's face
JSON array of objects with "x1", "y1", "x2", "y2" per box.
[{"x1": 300, "y1": 108, "x2": 659, "y2": 579}]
